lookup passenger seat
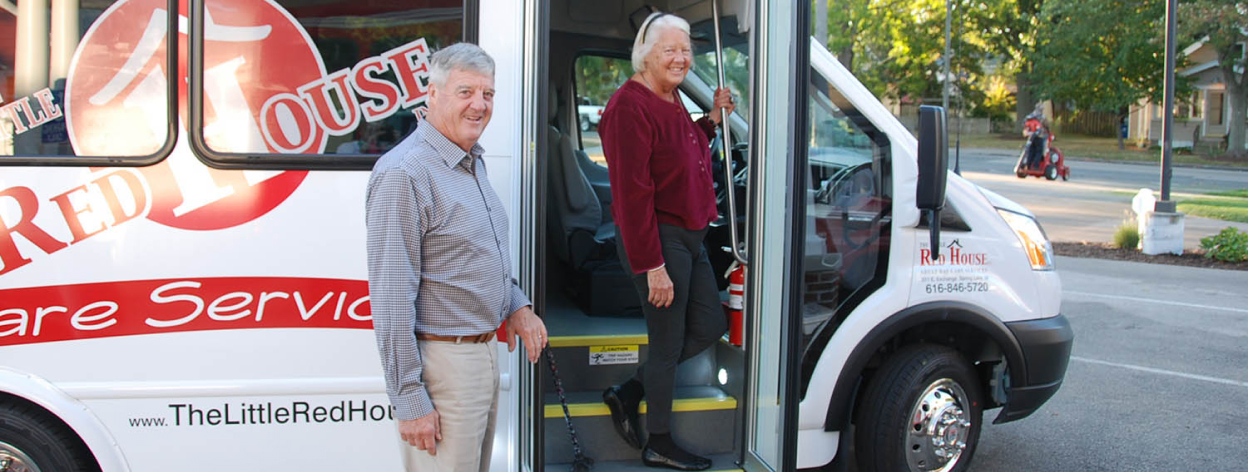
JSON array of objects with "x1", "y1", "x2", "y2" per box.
[{"x1": 546, "y1": 86, "x2": 641, "y2": 317}]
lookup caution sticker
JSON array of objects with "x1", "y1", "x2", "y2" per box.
[{"x1": 589, "y1": 345, "x2": 639, "y2": 365}]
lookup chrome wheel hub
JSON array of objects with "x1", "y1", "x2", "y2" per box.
[
  {"x1": 0, "y1": 441, "x2": 40, "y2": 472},
  {"x1": 906, "y1": 379, "x2": 971, "y2": 472}
]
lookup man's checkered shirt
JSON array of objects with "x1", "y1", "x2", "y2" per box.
[{"x1": 366, "y1": 123, "x2": 531, "y2": 421}]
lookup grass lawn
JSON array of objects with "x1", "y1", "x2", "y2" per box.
[
  {"x1": 1105, "y1": 189, "x2": 1248, "y2": 224},
  {"x1": 1176, "y1": 190, "x2": 1248, "y2": 224},
  {"x1": 956, "y1": 133, "x2": 1248, "y2": 168}
]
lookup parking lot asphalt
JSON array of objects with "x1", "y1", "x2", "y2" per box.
[{"x1": 968, "y1": 256, "x2": 1248, "y2": 471}]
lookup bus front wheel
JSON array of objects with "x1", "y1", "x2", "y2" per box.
[
  {"x1": 853, "y1": 344, "x2": 983, "y2": 472},
  {"x1": 0, "y1": 401, "x2": 100, "y2": 472}
]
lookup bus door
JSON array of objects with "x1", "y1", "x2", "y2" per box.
[{"x1": 735, "y1": 1, "x2": 810, "y2": 470}]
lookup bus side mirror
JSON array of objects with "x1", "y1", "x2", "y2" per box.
[{"x1": 916, "y1": 105, "x2": 948, "y2": 260}]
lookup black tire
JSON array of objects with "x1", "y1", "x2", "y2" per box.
[
  {"x1": 853, "y1": 344, "x2": 982, "y2": 472},
  {"x1": 580, "y1": 116, "x2": 591, "y2": 132},
  {"x1": 0, "y1": 400, "x2": 100, "y2": 472},
  {"x1": 1015, "y1": 170, "x2": 1027, "y2": 179},
  {"x1": 1044, "y1": 165, "x2": 1058, "y2": 181}
]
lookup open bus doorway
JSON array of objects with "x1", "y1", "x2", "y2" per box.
[{"x1": 535, "y1": 1, "x2": 752, "y2": 470}]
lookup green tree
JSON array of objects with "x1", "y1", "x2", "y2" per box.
[
  {"x1": 820, "y1": 0, "x2": 987, "y2": 105},
  {"x1": 1030, "y1": 0, "x2": 1174, "y2": 149},
  {"x1": 1181, "y1": 0, "x2": 1248, "y2": 157},
  {"x1": 962, "y1": 0, "x2": 1045, "y2": 131},
  {"x1": 819, "y1": 0, "x2": 1023, "y2": 126}
]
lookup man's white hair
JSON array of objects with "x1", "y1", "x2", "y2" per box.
[
  {"x1": 429, "y1": 42, "x2": 495, "y2": 87},
  {"x1": 631, "y1": 12, "x2": 691, "y2": 73}
]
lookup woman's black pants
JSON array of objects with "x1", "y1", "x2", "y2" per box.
[{"x1": 616, "y1": 224, "x2": 728, "y2": 434}]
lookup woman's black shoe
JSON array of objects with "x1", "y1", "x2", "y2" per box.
[
  {"x1": 602, "y1": 384, "x2": 643, "y2": 449},
  {"x1": 641, "y1": 446, "x2": 711, "y2": 471}
]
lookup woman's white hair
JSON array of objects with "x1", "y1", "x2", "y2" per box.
[
  {"x1": 631, "y1": 12, "x2": 691, "y2": 73},
  {"x1": 429, "y1": 42, "x2": 495, "y2": 87}
]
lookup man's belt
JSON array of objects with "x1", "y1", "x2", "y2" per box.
[{"x1": 416, "y1": 332, "x2": 496, "y2": 344}]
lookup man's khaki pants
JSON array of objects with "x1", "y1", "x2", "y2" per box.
[{"x1": 398, "y1": 340, "x2": 499, "y2": 472}]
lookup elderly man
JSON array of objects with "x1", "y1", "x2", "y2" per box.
[{"x1": 366, "y1": 42, "x2": 547, "y2": 472}]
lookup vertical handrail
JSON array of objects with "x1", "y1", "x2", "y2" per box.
[{"x1": 711, "y1": 0, "x2": 748, "y2": 265}]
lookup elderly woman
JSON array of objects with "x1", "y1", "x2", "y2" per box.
[{"x1": 598, "y1": 11, "x2": 735, "y2": 471}]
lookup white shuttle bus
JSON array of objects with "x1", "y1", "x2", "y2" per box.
[{"x1": 0, "y1": 0, "x2": 1072, "y2": 471}]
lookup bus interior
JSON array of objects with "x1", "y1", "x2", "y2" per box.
[{"x1": 537, "y1": 0, "x2": 890, "y2": 469}]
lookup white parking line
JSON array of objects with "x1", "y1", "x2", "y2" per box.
[
  {"x1": 1072, "y1": 356, "x2": 1248, "y2": 389},
  {"x1": 1065, "y1": 291, "x2": 1248, "y2": 315}
]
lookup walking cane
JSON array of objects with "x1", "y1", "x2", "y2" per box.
[{"x1": 546, "y1": 347, "x2": 594, "y2": 471}]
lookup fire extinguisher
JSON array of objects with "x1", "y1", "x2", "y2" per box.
[{"x1": 725, "y1": 261, "x2": 744, "y2": 347}]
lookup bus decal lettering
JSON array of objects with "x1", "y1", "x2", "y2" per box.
[
  {"x1": 294, "y1": 290, "x2": 335, "y2": 321},
  {"x1": 71, "y1": 301, "x2": 120, "y2": 331},
  {"x1": 146, "y1": 280, "x2": 206, "y2": 328},
  {"x1": 297, "y1": 68, "x2": 361, "y2": 137},
  {"x1": 33, "y1": 306, "x2": 69, "y2": 337},
  {"x1": 382, "y1": 39, "x2": 432, "y2": 109},
  {"x1": 0, "y1": 186, "x2": 69, "y2": 275},
  {"x1": 0, "y1": 277, "x2": 371, "y2": 346},
  {"x1": 2, "y1": 169, "x2": 149, "y2": 276},
  {"x1": 0, "y1": 89, "x2": 64, "y2": 137},
  {"x1": 351, "y1": 57, "x2": 404, "y2": 122},
  {"x1": 49, "y1": 185, "x2": 110, "y2": 244},
  {"x1": 92, "y1": 170, "x2": 151, "y2": 227},
  {"x1": 205, "y1": 291, "x2": 255, "y2": 321},
  {"x1": 160, "y1": 400, "x2": 394, "y2": 427},
  {"x1": 259, "y1": 93, "x2": 319, "y2": 154}
]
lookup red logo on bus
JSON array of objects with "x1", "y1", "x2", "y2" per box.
[{"x1": 66, "y1": 0, "x2": 324, "y2": 231}]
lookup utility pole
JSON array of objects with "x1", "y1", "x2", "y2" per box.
[
  {"x1": 1157, "y1": 0, "x2": 1176, "y2": 213},
  {"x1": 1138, "y1": 0, "x2": 1184, "y2": 256},
  {"x1": 942, "y1": 0, "x2": 951, "y2": 113}
]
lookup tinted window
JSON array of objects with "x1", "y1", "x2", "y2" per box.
[
  {"x1": 572, "y1": 54, "x2": 631, "y2": 165},
  {"x1": 194, "y1": 0, "x2": 465, "y2": 166},
  {"x1": 799, "y1": 69, "x2": 892, "y2": 366},
  {"x1": 0, "y1": 1, "x2": 175, "y2": 162}
]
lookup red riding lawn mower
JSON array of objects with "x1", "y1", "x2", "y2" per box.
[{"x1": 1015, "y1": 113, "x2": 1070, "y2": 181}]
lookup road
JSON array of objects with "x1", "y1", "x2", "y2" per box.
[
  {"x1": 955, "y1": 149, "x2": 1248, "y2": 249},
  {"x1": 968, "y1": 256, "x2": 1248, "y2": 471}
]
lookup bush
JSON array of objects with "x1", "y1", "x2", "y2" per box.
[
  {"x1": 1112, "y1": 214, "x2": 1140, "y2": 250},
  {"x1": 1200, "y1": 227, "x2": 1248, "y2": 262}
]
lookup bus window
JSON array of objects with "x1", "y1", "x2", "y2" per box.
[
  {"x1": 572, "y1": 54, "x2": 630, "y2": 165},
  {"x1": 799, "y1": 69, "x2": 892, "y2": 366},
  {"x1": 690, "y1": 43, "x2": 749, "y2": 119},
  {"x1": 0, "y1": 1, "x2": 176, "y2": 164},
  {"x1": 190, "y1": 0, "x2": 467, "y2": 168}
]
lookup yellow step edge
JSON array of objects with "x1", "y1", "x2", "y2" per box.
[
  {"x1": 546, "y1": 334, "x2": 649, "y2": 348},
  {"x1": 547, "y1": 334, "x2": 737, "y2": 348},
  {"x1": 544, "y1": 396, "x2": 737, "y2": 418}
]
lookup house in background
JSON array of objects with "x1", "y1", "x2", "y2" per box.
[{"x1": 1128, "y1": 38, "x2": 1234, "y2": 148}]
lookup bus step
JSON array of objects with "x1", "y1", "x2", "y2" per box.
[
  {"x1": 543, "y1": 385, "x2": 737, "y2": 464},
  {"x1": 546, "y1": 453, "x2": 742, "y2": 471},
  {"x1": 541, "y1": 342, "x2": 718, "y2": 392}
]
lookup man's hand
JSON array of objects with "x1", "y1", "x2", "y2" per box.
[
  {"x1": 647, "y1": 266, "x2": 674, "y2": 308},
  {"x1": 507, "y1": 306, "x2": 548, "y2": 363},
  {"x1": 399, "y1": 410, "x2": 441, "y2": 455}
]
